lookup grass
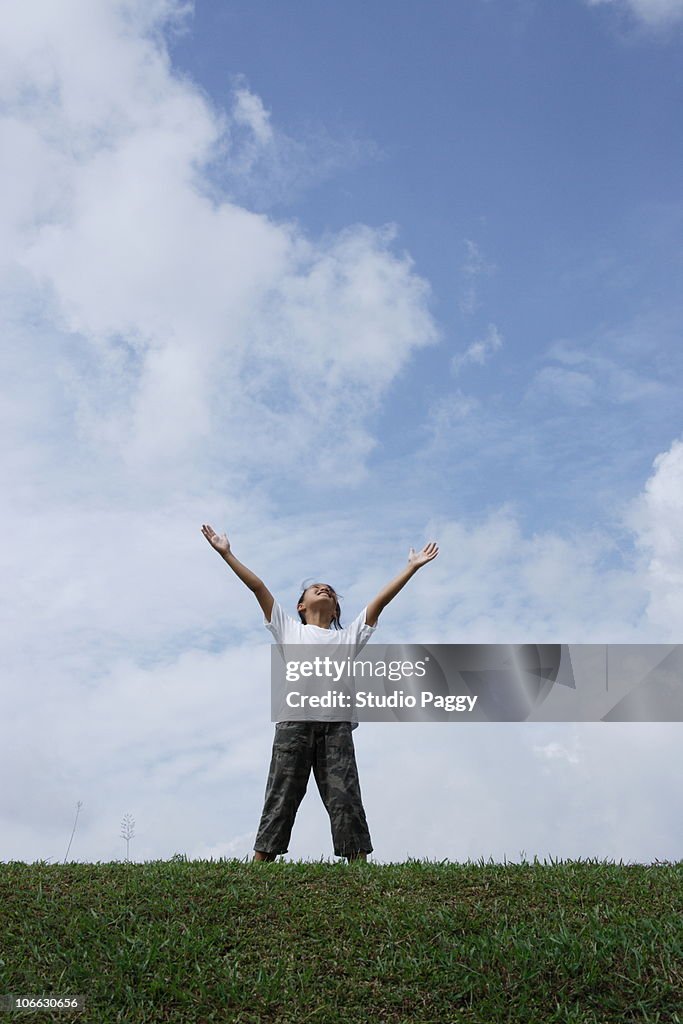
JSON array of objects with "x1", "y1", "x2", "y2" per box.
[{"x1": 1, "y1": 856, "x2": 682, "y2": 1023}]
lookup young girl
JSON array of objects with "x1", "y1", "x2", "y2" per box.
[{"x1": 201, "y1": 523, "x2": 439, "y2": 862}]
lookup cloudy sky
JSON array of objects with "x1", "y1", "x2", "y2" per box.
[{"x1": 2, "y1": 0, "x2": 682, "y2": 866}]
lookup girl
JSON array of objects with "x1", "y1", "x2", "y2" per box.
[{"x1": 201, "y1": 523, "x2": 439, "y2": 862}]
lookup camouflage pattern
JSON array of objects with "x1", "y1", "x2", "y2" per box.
[{"x1": 254, "y1": 721, "x2": 373, "y2": 858}]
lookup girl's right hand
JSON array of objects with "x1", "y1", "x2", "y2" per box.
[{"x1": 201, "y1": 524, "x2": 231, "y2": 555}]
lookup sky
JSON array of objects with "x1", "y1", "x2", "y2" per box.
[{"x1": 2, "y1": 0, "x2": 682, "y2": 866}]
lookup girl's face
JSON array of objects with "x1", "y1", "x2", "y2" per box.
[{"x1": 298, "y1": 583, "x2": 338, "y2": 618}]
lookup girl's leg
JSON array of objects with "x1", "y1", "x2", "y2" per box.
[
  {"x1": 313, "y1": 723, "x2": 373, "y2": 860},
  {"x1": 253, "y1": 723, "x2": 314, "y2": 858}
]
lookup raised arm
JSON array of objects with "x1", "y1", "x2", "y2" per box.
[
  {"x1": 365, "y1": 542, "x2": 439, "y2": 627},
  {"x1": 201, "y1": 524, "x2": 274, "y2": 621}
]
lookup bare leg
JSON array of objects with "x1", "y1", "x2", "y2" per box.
[{"x1": 253, "y1": 850, "x2": 277, "y2": 862}]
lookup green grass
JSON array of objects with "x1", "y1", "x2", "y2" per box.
[{"x1": 1, "y1": 857, "x2": 682, "y2": 1023}]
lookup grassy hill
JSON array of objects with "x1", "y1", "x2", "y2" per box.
[{"x1": 1, "y1": 857, "x2": 682, "y2": 1023}]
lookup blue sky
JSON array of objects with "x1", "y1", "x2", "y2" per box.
[
  {"x1": 1, "y1": 0, "x2": 683, "y2": 865},
  {"x1": 172, "y1": 0, "x2": 683, "y2": 530}
]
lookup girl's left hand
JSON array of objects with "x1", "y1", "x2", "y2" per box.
[{"x1": 408, "y1": 542, "x2": 439, "y2": 568}]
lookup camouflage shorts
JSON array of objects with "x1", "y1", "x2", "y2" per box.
[{"x1": 254, "y1": 721, "x2": 373, "y2": 858}]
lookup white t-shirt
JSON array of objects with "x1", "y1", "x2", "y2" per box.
[{"x1": 265, "y1": 599, "x2": 377, "y2": 727}]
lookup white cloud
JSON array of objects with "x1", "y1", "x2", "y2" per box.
[
  {"x1": 626, "y1": 437, "x2": 683, "y2": 635},
  {"x1": 458, "y1": 239, "x2": 496, "y2": 315},
  {"x1": 586, "y1": 0, "x2": 683, "y2": 27},
  {"x1": 532, "y1": 366, "x2": 598, "y2": 406},
  {"x1": 367, "y1": 507, "x2": 653, "y2": 646},
  {"x1": 420, "y1": 390, "x2": 482, "y2": 454},
  {"x1": 533, "y1": 740, "x2": 582, "y2": 766},
  {"x1": 531, "y1": 339, "x2": 669, "y2": 406},
  {"x1": 451, "y1": 323, "x2": 503, "y2": 374},
  {"x1": 214, "y1": 74, "x2": 381, "y2": 210},
  {"x1": 231, "y1": 82, "x2": 274, "y2": 147},
  {"x1": 0, "y1": 0, "x2": 437, "y2": 487}
]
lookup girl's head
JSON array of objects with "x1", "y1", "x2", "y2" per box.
[{"x1": 297, "y1": 582, "x2": 342, "y2": 630}]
